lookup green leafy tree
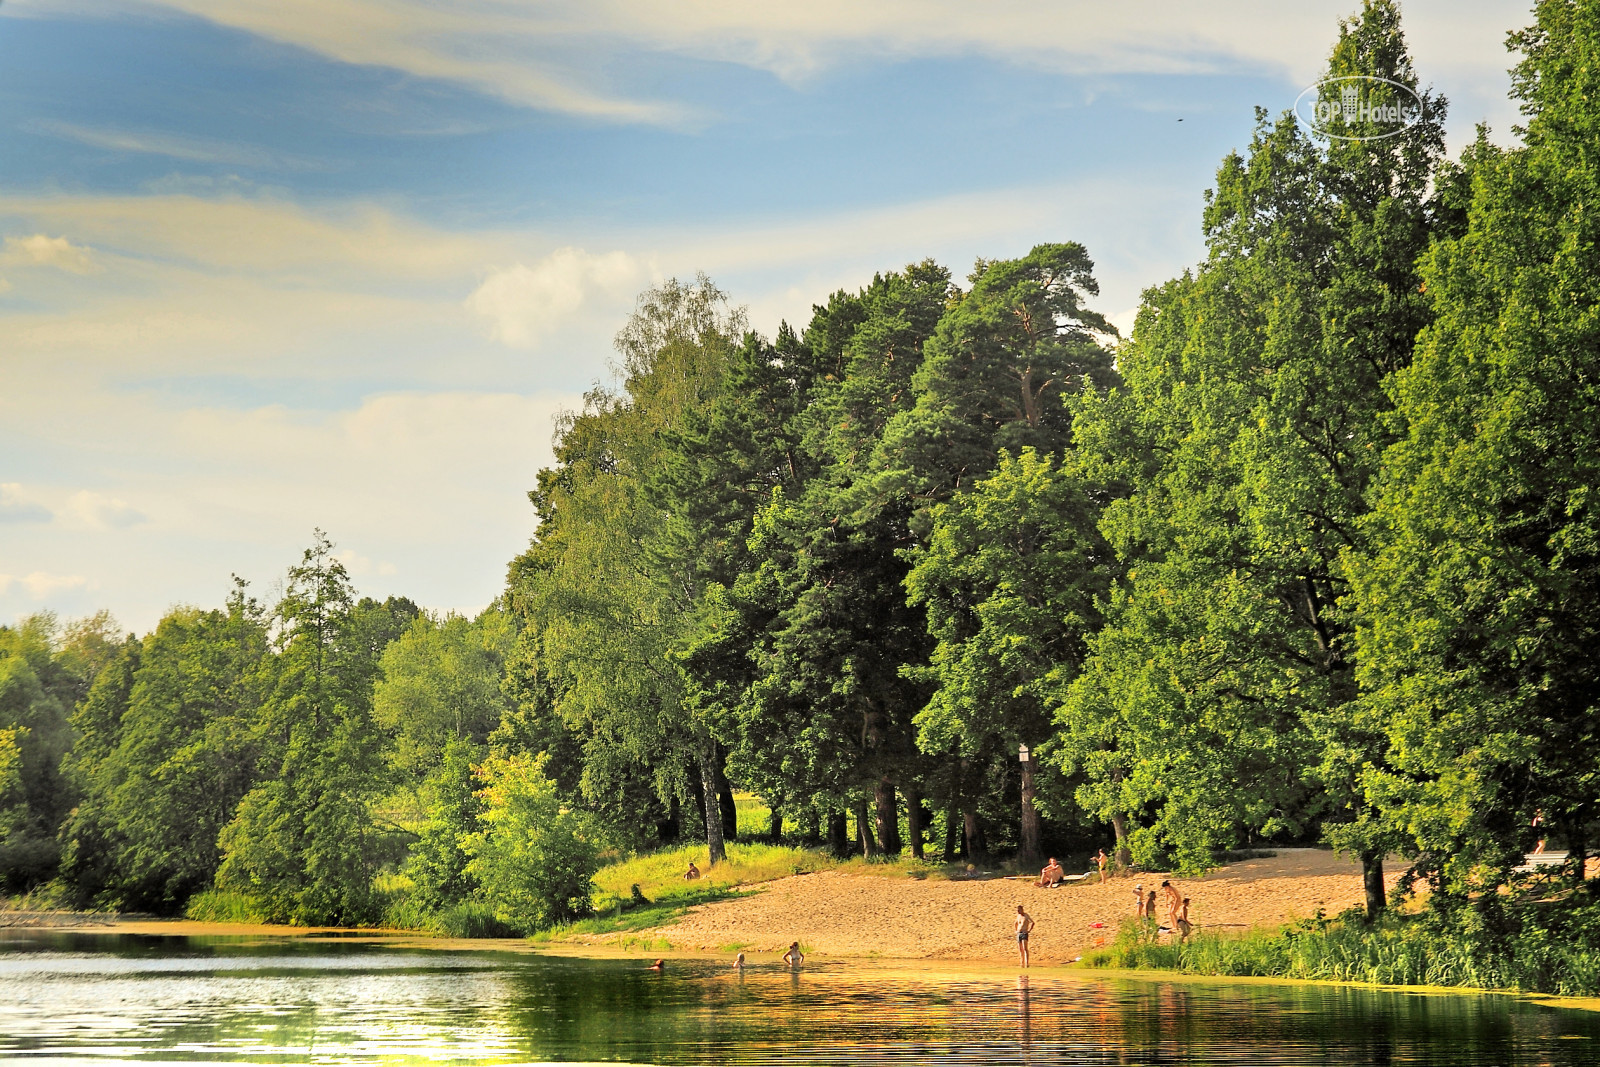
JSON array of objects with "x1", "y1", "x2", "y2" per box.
[
  {"x1": 61, "y1": 585, "x2": 269, "y2": 911},
  {"x1": 462, "y1": 750, "x2": 599, "y2": 932},
  {"x1": 1055, "y1": 1, "x2": 1447, "y2": 904},
  {"x1": 1353, "y1": 0, "x2": 1600, "y2": 895}
]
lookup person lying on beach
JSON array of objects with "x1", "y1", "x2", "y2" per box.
[
  {"x1": 1037, "y1": 858, "x2": 1065, "y2": 887},
  {"x1": 684, "y1": 861, "x2": 701, "y2": 880},
  {"x1": 783, "y1": 942, "x2": 804, "y2": 967}
]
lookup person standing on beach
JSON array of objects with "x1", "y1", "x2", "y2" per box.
[
  {"x1": 1014, "y1": 905, "x2": 1035, "y2": 967},
  {"x1": 1175, "y1": 899, "x2": 1192, "y2": 941},
  {"x1": 1096, "y1": 849, "x2": 1109, "y2": 881},
  {"x1": 1133, "y1": 883, "x2": 1146, "y2": 918},
  {"x1": 1161, "y1": 880, "x2": 1181, "y2": 928}
]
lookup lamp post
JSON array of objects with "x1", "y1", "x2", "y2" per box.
[{"x1": 1018, "y1": 742, "x2": 1042, "y2": 870}]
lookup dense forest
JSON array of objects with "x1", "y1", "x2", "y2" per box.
[{"x1": 4, "y1": 0, "x2": 1598, "y2": 950}]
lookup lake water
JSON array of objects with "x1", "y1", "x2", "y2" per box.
[{"x1": 3, "y1": 930, "x2": 1598, "y2": 1065}]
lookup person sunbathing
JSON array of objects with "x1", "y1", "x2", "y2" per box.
[
  {"x1": 1037, "y1": 857, "x2": 1066, "y2": 887},
  {"x1": 684, "y1": 860, "x2": 701, "y2": 880}
]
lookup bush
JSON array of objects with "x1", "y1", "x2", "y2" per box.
[
  {"x1": 1082, "y1": 892, "x2": 1600, "y2": 996},
  {"x1": 185, "y1": 889, "x2": 267, "y2": 923},
  {"x1": 461, "y1": 752, "x2": 599, "y2": 934}
]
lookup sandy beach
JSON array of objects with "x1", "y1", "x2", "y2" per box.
[{"x1": 582, "y1": 848, "x2": 1405, "y2": 965}]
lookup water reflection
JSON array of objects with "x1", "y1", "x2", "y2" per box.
[{"x1": 0, "y1": 929, "x2": 1596, "y2": 1065}]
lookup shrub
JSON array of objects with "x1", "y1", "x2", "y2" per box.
[{"x1": 461, "y1": 752, "x2": 599, "y2": 934}]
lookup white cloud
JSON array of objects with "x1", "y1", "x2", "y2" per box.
[
  {"x1": 0, "y1": 484, "x2": 52, "y2": 524},
  {"x1": 2, "y1": 234, "x2": 101, "y2": 274},
  {"x1": 62, "y1": 490, "x2": 148, "y2": 530},
  {"x1": 0, "y1": 572, "x2": 92, "y2": 599},
  {"x1": 468, "y1": 247, "x2": 650, "y2": 348}
]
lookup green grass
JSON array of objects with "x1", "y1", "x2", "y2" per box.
[
  {"x1": 1080, "y1": 899, "x2": 1600, "y2": 997},
  {"x1": 184, "y1": 889, "x2": 267, "y2": 923}
]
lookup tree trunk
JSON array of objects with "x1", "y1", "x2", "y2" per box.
[
  {"x1": 906, "y1": 783, "x2": 927, "y2": 860},
  {"x1": 944, "y1": 805, "x2": 960, "y2": 861},
  {"x1": 656, "y1": 795, "x2": 681, "y2": 845},
  {"x1": 803, "y1": 809, "x2": 821, "y2": 845},
  {"x1": 855, "y1": 799, "x2": 878, "y2": 857},
  {"x1": 696, "y1": 744, "x2": 727, "y2": 865},
  {"x1": 1110, "y1": 811, "x2": 1131, "y2": 871},
  {"x1": 1569, "y1": 820, "x2": 1588, "y2": 887},
  {"x1": 1361, "y1": 850, "x2": 1386, "y2": 921},
  {"x1": 826, "y1": 810, "x2": 848, "y2": 856},
  {"x1": 714, "y1": 745, "x2": 737, "y2": 843},
  {"x1": 963, "y1": 807, "x2": 985, "y2": 861},
  {"x1": 874, "y1": 777, "x2": 901, "y2": 855},
  {"x1": 1018, "y1": 753, "x2": 1042, "y2": 870},
  {"x1": 768, "y1": 805, "x2": 784, "y2": 843}
]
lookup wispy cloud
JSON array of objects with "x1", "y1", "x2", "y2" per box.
[
  {"x1": 82, "y1": 0, "x2": 1527, "y2": 126},
  {"x1": 30, "y1": 119, "x2": 324, "y2": 171},
  {"x1": 0, "y1": 572, "x2": 91, "y2": 599},
  {"x1": 0, "y1": 484, "x2": 52, "y2": 524},
  {"x1": 1, "y1": 234, "x2": 101, "y2": 273}
]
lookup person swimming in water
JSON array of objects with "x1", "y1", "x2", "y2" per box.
[{"x1": 732, "y1": 952, "x2": 745, "y2": 971}]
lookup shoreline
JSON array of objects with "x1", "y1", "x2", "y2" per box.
[{"x1": 9, "y1": 913, "x2": 1600, "y2": 1015}]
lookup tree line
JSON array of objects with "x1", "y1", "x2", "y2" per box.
[{"x1": 3, "y1": 0, "x2": 1597, "y2": 931}]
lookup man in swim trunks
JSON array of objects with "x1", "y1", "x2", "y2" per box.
[
  {"x1": 1176, "y1": 898, "x2": 1193, "y2": 941},
  {"x1": 685, "y1": 860, "x2": 701, "y2": 880},
  {"x1": 1015, "y1": 905, "x2": 1035, "y2": 967},
  {"x1": 1037, "y1": 857, "x2": 1065, "y2": 887}
]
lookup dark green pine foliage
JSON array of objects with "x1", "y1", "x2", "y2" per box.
[
  {"x1": 1354, "y1": 0, "x2": 1600, "y2": 895},
  {"x1": 735, "y1": 262, "x2": 951, "y2": 855},
  {"x1": 871, "y1": 243, "x2": 1117, "y2": 522},
  {"x1": 218, "y1": 533, "x2": 390, "y2": 925}
]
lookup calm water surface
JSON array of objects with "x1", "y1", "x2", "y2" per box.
[{"x1": 2, "y1": 930, "x2": 1597, "y2": 1065}]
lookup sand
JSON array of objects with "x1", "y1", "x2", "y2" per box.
[{"x1": 590, "y1": 848, "x2": 1406, "y2": 965}]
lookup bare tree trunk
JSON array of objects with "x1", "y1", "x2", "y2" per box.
[
  {"x1": 874, "y1": 777, "x2": 901, "y2": 855},
  {"x1": 906, "y1": 783, "x2": 927, "y2": 860},
  {"x1": 768, "y1": 805, "x2": 784, "y2": 843},
  {"x1": 696, "y1": 744, "x2": 727, "y2": 865},
  {"x1": 963, "y1": 808, "x2": 985, "y2": 861},
  {"x1": 1019, "y1": 754, "x2": 1042, "y2": 870},
  {"x1": 855, "y1": 799, "x2": 878, "y2": 857},
  {"x1": 802, "y1": 809, "x2": 821, "y2": 845},
  {"x1": 714, "y1": 745, "x2": 737, "y2": 843},
  {"x1": 827, "y1": 810, "x2": 848, "y2": 856},
  {"x1": 944, "y1": 797, "x2": 960, "y2": 861},
  {"x1": 1361, "y1": 850, "x2": 1386, "y2": 921},
  {"x1": 1110, "y1": 811, "x2": 1131, "y2": 871}
]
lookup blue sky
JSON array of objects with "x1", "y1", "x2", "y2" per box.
[{"x1": 1, "y1": 0, "x2": 1533, "y2": 633}]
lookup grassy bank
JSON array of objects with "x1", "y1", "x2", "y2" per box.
[{"x1": 1082, "y1": 896, "x2": 1600, "y2": 997}]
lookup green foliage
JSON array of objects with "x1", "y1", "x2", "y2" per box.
[
  {"x1": 374, "y1": 611, "x2": 510, "y2": 780},
  {"x1": 217, "y1": 533, "x2": 389, "y2": 926},
  {"x1": 60, "y1": 586, "x2": 268, "y2": 912},
  {"x1": 1350, "y1": 0, "x2": 1600, "y2": 895},
  {"x1": 405, "y1": 739, "x2": 484, "y2": 910},
  {"x1": 462, "y1": 751, "x2": 601, "y2": 933},
  {"x1": 184, "y1": 889, "x2": 268, "y2": 924},
  {"x1": 1084, "y1": 894, "x2": 1600, "y2": 996}
]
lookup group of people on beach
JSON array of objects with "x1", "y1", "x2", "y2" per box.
[{"x1": 1133, "y1": 879, "x2": 1191, "y2": 939}]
